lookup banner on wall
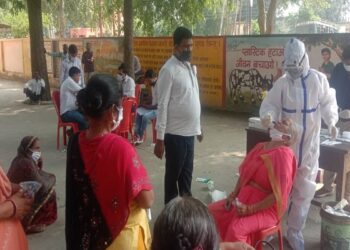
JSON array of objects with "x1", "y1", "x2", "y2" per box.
[
  {"x1": 134, "y1": 37, "x2": 225, "y2": 108},
  {"x1": 225, "y1": 34, "x2": 350, "y2": 112}
]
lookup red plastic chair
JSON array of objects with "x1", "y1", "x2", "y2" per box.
[
  {"x1": 251, "y1": 222, "x2": 283, "y2": 250},
  {"x1": 52, "y1": 90, "x2": 79, "y2": 150},
  {"x1": 114, "y1": 98, "x2": 136, "y2": 142}
]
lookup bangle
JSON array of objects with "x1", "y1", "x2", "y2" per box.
[
  {"x1": 5, "y1": 199, "x2": 16, "y2": 218},
  {"x1": 248, "y1": 204, "x2": 256, "y2": 214}
]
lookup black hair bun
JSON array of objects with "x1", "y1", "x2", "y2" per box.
[
  {"x1": 86, "y1": 93, "x2": 103, "y2": 111},
  {"x1": 77, "y1": 74, "x2": 123, "y2": 119}
]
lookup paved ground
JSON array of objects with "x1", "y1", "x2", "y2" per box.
[{"x1": 0, "y1": 78, "x2": 322, "y2": 249}]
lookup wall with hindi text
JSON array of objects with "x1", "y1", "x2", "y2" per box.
[{"x1": 225, "y1": 33, "x2": 350, "y2": 113}]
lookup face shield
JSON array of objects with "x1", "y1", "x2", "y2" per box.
[{"x1": 283, "y1": 38, "x2": 310, "y2": 80}]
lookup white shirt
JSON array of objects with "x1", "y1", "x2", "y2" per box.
[
  {"x1": 25, "y1": 78, "x2": 45, "y2": 95},
  {"x1": 60, "y1": 56, "x2": 84, "y2": 87},
  {"x1": 60, "y1": 77, "x2": 82, "y2": 115},
  {"x1": 122, "y1": 75, "x2": 135, "y2": 98},
  {"x1": 156, "y1": 55, "x2": 201, "y2": 140},
  {"x1": 151, "y1": 85, "x2": 157, "y2": 106}
]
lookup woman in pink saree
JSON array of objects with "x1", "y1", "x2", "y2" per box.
[{"x1": 209, "y1": 119, "x2": 297, "y2": 244}]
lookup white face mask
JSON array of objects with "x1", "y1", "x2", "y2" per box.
[
  {"x1": 116, "y1": 74, "x2": 125, "y2": 82},
  {"x1": 344, "y1": 64, "x2": 350, "y2": 72},
  {"x1": 31, "y1": 151, "x2": 41, "y2": 163},
  {"x1": 269, "y1": 128, "x2": 291, "y2": 142},
  {"x1": 111, "y1": 107, "x2": 124, "y2": 131}
]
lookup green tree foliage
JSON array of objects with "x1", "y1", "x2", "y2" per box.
[
  {"x1": 278, "y1": 0, "x2": 349, "y2": 33},
  {"x1": 134, "y1": 0, "x2": 226, "y2": 36},
  {"x1": 0, "y1": 9, "x2": 53, "y2": 38}
]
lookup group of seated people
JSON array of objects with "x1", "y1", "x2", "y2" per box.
[
  {"x1": 57, "y1": 62, "x2": 158, "y2": 145},
  {"x1": 9, "y1": 67, "x2": 299, "y2": 249}
]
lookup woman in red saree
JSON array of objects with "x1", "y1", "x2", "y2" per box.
[
  {"x1": 209, "y1": 119, "x2": 297, "y2": 244},
  {"x1": 7, "y1": 136, "x2": 57, "y2": 233},
  {"x1": 66, "y1": 74, "x2": 154, "y2": 250}
]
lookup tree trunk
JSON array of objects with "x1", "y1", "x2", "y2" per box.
[
  {"x1": 112, "y1": 12, "x2": 116, "y2": 36},
  {"x1": 257, "y1": 0, "x2": 266, "y2": 34},
  {"x1": 266, "y1": 0, "x2": 277, "y2": 34},
  {"x1": 123, "y1": 0, "x2": 134, "y2": 79},
  {"x1": 27, "y1": 0, "x2": 51, "y2": 101},
  {"x1": 99, "y1": 0, "x2": 103, "y2": 36},
  {"x1": 219, "y1": 0, "x2": 227, "y2": 35},
  {"x1": 117, "y1": 11, "x2": 122, "y2": 36},
  {"x1": 238, "y1": 0, "x2": 243, "y2": 35},
  {"x1": 58, "y1": 0, "x2": 65, "y2": 38},
  {"x1": 232, "y1": 0, "x2": 238, "y2": 35}
]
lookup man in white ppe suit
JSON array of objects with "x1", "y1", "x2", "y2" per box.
[{"x1": 260, "y1": 38, "x2": 339, "y2": 250}]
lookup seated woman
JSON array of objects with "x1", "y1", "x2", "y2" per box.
[
  {"x1": 7, "y1": 136, "x2": 57, "y2": 233},
  {"x1": 209, "y1": 119, "x2": 297, "y2": 244},
  {"x1": 0, "y1": 165, "x2": 33, "y2": 250},
  {"x1": 66, "y1": 74, "x2": 154, "y2": 250},
  {"x1": 152, "y1": 196, "x2": 254, "y2": 250}
]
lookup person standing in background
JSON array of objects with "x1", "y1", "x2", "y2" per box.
[
  {"x1": 82, "y1": 42, "x2": 94, "y2": 83},
  {"x1": 315, "y1": 45, "x2": 350, "y2": 199},
  {"x1": 45, "y1": 44, "x2": 68, "y2": 61},
  {"x1": 319, "y1": 47, "x2": 335, "y2": 81},
  {"x1": 154, "y1": 27, "x2": 203, "y2": 204},
  {"x1": 60, "y1": 44, "x2": 84, "y2": 87}
]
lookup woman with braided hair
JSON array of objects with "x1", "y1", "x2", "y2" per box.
[{"x1": 152, "y1": 196, "x2": 254, "y2": 250}]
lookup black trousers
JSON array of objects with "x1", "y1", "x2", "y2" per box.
[
  {"x1": 24, "y1": 88, "x2": 44, "y2": 102},
  {"x1": 164, "y1": 133, "x2": 195, "y2": 204}
]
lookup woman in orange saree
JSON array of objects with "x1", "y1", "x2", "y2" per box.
[
  {"x1": 209, "y1": 119, "x2": 297, "y2": 244},
  {"x1": 0, "y1": 166, "x2": 32, "y2": 250}
]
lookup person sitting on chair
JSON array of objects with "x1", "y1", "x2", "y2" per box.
[
  {"x1": 134, "y1": 69, "x2": 158, "y2": 145},
  {"x1": 209, "y1": 119, "x2": 297, "y2": 245},
  {"x1": 60, "y1": 66, "x2": 88, "y2": 130},
  {"x1": 117, "y1": 63, "x2": 136, "y2": 98},
  {"x1": 23, "y1": 72, "x2": 45, "y2": 104}
]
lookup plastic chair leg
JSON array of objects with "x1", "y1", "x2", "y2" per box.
[
  {"x1": 57, "y1": 126, "x2": 60, "y2": 150},
  {"x1": 278, "y1": 228, "x2": 284, "y2": 250},
  {"x1": 63, "y1": 126, "x2": 67, "y2": 146}
]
